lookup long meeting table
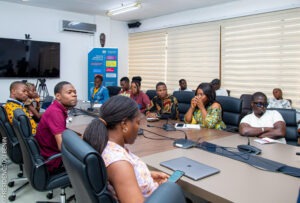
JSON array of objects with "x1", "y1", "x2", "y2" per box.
[{"x1": 67, "y1": 114, "x2": 300, "y2": 203}]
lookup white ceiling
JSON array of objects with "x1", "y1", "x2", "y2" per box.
[{"x1": 0, "y1": 0, "x2": 236, "y2": 22}]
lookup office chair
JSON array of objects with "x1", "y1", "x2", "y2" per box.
[
  {"x1": 173, "y1": 91, "x2": 194, "y2": 121},
  {"x1": 240, "y1": 94, "x2": 253, "y2": 119},
  {"x1": 12, "y1": 108, "x2": 71, "y2": 203},
  {"x1": 216, "y1": 96, "x2": 242, "y2": 132},
  {"x1": 0, "y1": 106, "x2": 29, "y2": 201},
  {"x1": 41, "y1": 95, "x2": 54, "y2": 110},
  {"x1": 146, "y1": 90, "x2": 157, "y2": 100},
  {"x1": 106, "y1": 86, "x2": 121, "y2": 97},
  {"x1": 61, "y1": 129, "x2": 186, "y2": 203},
  {"x1": 268, "y1": 108, "x2": 299, "y2": 146}
]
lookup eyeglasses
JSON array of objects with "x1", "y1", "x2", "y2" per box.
[{"x1": 253, "y1": 102, "x2": 268, "y2": 108}]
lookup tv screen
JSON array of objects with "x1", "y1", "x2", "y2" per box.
[{"x1": 0, "y1": 38, "x2": 60, "y2": 78}]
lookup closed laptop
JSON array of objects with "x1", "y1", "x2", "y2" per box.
[{"x1": 160, "y1": 156, "x2": 220, "y2": 181}]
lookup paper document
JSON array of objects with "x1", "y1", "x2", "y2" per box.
[
  {"x1": 254, "y1": 137, "x2": 281, "y2": 144},
  {"x1": 175, "y1": 123, "x2": 200, "y2": 129}
]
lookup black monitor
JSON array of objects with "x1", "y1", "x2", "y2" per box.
[{"x1": 0, "y1": 37, "x2": 60, "y2": 78}]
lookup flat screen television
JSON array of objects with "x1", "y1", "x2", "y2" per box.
[{"x1": 0, "y1": 37, "x2": 60, "y2": 78}]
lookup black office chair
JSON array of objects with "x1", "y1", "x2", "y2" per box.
[
  {"x1": 0, "y1": 106, "x2": 28, "y2": 201},
  {"x1": 240, "y1": 94, "x2": 253, "y2": 119},
  {"x1": 41, "y1": 95, "x2": 54, "y2": 110},
  {"x1": 106, "y1": 86, "x2": 121, "y2": 97},
  {"x1": 173, "y1": 91, "x2": 194, "y2": 121},
  {"x1": 216, "y1": 96, "x2": 242, "y2": 132},
  {"x1": 61, "y1": 129, "x2": 186, "y2": 203},
  {"x1": 268, "y1": 108, "x2": 299, "y2": 146},
  {"x1": 146, "y1": 90, "x2": 157, "y2": 100},
  {"x1": 12, "y1": 108, "x2": 71, "y2": 203}
]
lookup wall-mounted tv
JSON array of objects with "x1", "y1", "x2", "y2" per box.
[{"x1": 0, "y1": 37, "x2": 60, "y2": 78}]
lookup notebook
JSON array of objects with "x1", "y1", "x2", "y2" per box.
[{"x1": 160, "y1": 157, "x2": 220, "y2": 181}]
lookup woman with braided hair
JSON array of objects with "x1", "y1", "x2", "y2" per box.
[{"x1": 83, "y1": 95, "x2": 169, "y2": 203}]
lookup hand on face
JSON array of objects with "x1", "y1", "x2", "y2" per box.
[{"x1": 194, "y1": 95, "x2": 205, "y2": 109}]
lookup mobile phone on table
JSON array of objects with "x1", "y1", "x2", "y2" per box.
[
  {"x1": 176, "y1": 123, "x2": 185, "y2": 128},
  {"x1": 168, "y1": 170, "x2": 185, "y2": 183}
]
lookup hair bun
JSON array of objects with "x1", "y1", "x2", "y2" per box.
[{"x1": 132, "y1": 76, "x2": 142, "y2": 82}]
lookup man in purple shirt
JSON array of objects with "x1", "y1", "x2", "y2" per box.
[{"x1": 35, "y1": 81, "x2": 77, "y2": 174}]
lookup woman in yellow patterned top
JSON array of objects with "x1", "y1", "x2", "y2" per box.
[
  {"x1": 5, "y1": 81, "x2": 37, "y2": 135},
  {"x1": 184, "y1": 83, "x2": 226, "y2": 130},
  {"x1": 24, "y1": 82, "x2": 42, "y2": 122}
]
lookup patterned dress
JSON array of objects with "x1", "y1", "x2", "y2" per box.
[
  {"x1": 187, "y1": 105, "x2": 226, "y2": 130},
  {"x1": 102, "y1": 141, "x2": 158, "y2": 199},
  {"x1": 4, "y1": 99, "x2": 37, "y2": 135},
  {"x1": 146, "y1": 95, "x2": 179, "y2": 119}
]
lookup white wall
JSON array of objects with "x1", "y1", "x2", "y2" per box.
[
  {"x1": 0, "y1": 1, "x2": 128, "y2": 102},
  {"x1": 131, "y1": 0, "x2": 300, "y2": 32}
]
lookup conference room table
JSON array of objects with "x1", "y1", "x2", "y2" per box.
[{"x1": 67, "y1": 114, "x2": 300, "y2": 203}]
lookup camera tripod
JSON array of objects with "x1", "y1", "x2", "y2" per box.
[{"x1": 36, "y1": 78, "x2": 49, "y2": 101}]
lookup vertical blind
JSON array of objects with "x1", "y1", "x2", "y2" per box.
[
  {"x1": 129, "y1": 8, "x2": 300, "y2": 108},
  {"x1": 128, "y1": 29, "x2": 167, "y2": 90},
  {"x1": 222, "y1": 8, "x2": 300, "y2": 108},
  {"x1": 166, "y1": 23, "x2": 220, "y2": 91},
  {"x1": 129, "y1": 23, "x2": 220, "y2": 92}
]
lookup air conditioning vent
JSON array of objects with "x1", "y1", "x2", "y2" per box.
[{"x1": 62, "y1": 20, "x2": 96, "y2": 34}]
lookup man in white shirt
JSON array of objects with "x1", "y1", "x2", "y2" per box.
[
  {"x1": 176, "y1": 79, "x2": 192, "y2": 92},
  {"x1": 239, "y1": 92, "x2": 286, "y2": 144},
  {"x1": 267, "y1": 88, "x2": 291, "y2": 109},
  {"x1": 211, "y1": 79, "x2": 228, "y2": 96}
]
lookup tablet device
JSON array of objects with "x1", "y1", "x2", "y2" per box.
[{"x1": 160, "y1": 157, "x2": 220, "y2": 181}]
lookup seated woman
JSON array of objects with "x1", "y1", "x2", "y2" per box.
[
  {"x1": 24, "y1": 82, "x2": 42, "y2": 122},
  {"x1": 83, "y1": 96, "x2": 169, "y2": 202},
  {"x1": 184, "y1": 83, "x2": 226, "y2": 130},
  {"x1": 145, "y1": 82, "x2": 179, "y2": 120},
  {"x1": 90, "y1": 75, "x2": 109, "y2": 104},
  {"x1": 130, "y1": 76, "x2": 150, "y2": 113}
]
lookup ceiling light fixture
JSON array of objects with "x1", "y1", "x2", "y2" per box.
[{"x1": 107, "y1": 2, "x2": 141, "y2": 16}]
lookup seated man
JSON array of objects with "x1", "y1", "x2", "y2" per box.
[
  {"x1": 35, "y1": 81, "x2": 77, "y2": 174},
  {"x1": 176, "y1": 79, "x2": 192, "y2": 92},
  {"x1": 239, "y1": 92, "x2": 286, "y2": 144},
  {"x1": 90, "y1": 75, "x2": 109, "y2": 104},
  {"x1": 211, "y1": 79, "x2": 228, "y2": 96},
  {"x1": 4, "y1": 81, "x2": 37, "y2": 135},
  {"x1": 119, "y1": 76, "x2": 131, "y2": 97},
  {"x1": 267, "y1": 88, "x2": 292, "y2": 109},
  {"x1": 146, "y1": 82, "x2": 178, "y2": 120}
]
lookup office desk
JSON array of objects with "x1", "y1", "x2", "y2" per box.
[
  {"x1": 67, "y1": 115, "x2": 233, "y2": 157},
  {"x1": 142, "y1": 135, "x2": 300, "y2": 203}
]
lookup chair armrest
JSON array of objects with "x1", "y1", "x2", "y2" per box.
[{"x1": 35, "y1": 153, "x2": 62, "y2": 168}]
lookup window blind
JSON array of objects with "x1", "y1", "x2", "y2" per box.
[
  {"x1": 167, "y1": 23, "x2": 221, "y2": 92},
  {"x1": 128, "y1": 29, "x2": 167, "y2": 90},
  {"x1": 222, "y1": 8, "x2": 300, "y2": 108}
]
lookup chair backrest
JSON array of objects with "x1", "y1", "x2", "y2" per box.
[
  {"x1": 240, "y1": 94, "x2": 253, "y2": 119},
  {"x1": 0, "y1": 106, "x2": 23, "y2": 164},
  {"x1": 12, "y1": 108, "x2": 50, "y2": 190},
  {"x1": 106, "y1": 86, "x2": 121, "y2": 97},
  {"x1": 145, "y1": 181, "x2": 186, "y2": 203},
  {"x1": 268, "y1": 108, "x2": 299, "y2": 146},
  {"x1": 173, "y1": 91, "x2": 194, "y2": 121},
  {"x1": 41, "y1": 95, "x2": 54, "y2": 109},
  {"x1": 146, "y1": 90, "x2": 157, "y2": 100},
  {"x1": 62, "y1": 129, "x2": 116, "y2": 203},
  {"x1": 216, "y1": 96, "x2": 242, "y2": 131}
]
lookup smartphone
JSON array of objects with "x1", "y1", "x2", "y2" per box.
[
  {"x1": 175, "y1": 123, "x2": 185, "y2": 128},
  {"x1": 168, "y1": 170, "x2": 185, "y2": 183}
]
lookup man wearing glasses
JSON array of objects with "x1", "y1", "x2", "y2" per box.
[{"x1": 239, "y1": 92, "x2": 286, "y2": 144}]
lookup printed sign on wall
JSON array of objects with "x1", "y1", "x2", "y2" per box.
[{"x1": 88, "y1": 48, "x2": 118, "y2": 99}]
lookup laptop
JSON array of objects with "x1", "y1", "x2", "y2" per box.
[{"x1": 160, "y1": 157, "x2": 220, "y2": 181}]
